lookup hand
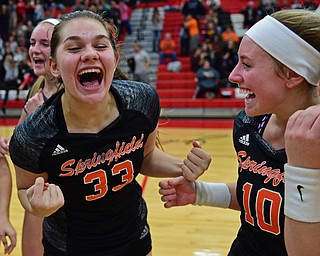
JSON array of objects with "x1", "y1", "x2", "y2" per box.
[
  {"x1": 0, "y1": 218, "x2": 16, "y2": 255},
  {"x1": 26, "y1": 177, "x2": 64, "y2": 217},
  {"x1": 0, "y1": 137, "x2": 10, "y2": 157},
  {"x1": 182, "y1": 141, "x2": 212, "y2": 181},
  {"x1": 285, "y1": 105, "x2": 320, "y2": 168},
  {"x1": 159, "y1": 176, "x2": 196, "y2": 208},
  {"x1": 24, "y1": 89, "x2": 45, "y2": 115}
]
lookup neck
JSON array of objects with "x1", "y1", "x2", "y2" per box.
[
  {"x1": 43, "y1": 76, "x2": 59, "y2": 98},
  {"x1": 62, "y1": 92, "x2": 118, "y2": 133}
]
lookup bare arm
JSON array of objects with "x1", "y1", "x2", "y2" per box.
[
  {"x1": 15, "y1": 165, "x2": 64, "y2": 217},
  {"x1": 141, "y1": 129, "x2": 183, "y2": 178},
  {"x1": 141, "y1": 129, "x2": 211, "y2": 179},
  {"x1": 284, "y1": 105, "x2": 320, "y2": 256},
  {"x1": 0, "y1": 157, "x2": 16, "y2": 254}
]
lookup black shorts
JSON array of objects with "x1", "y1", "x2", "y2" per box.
[{"x1": 43, "y1": 224, "x2": 152, "y2": 256}]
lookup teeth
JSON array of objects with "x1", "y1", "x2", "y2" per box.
[
  {"x1": 79, "y1": 68, "x2": 101, "y2": 76},
  {"x1": 239, "y1": 88, "x2": 254, "y2": 95}
]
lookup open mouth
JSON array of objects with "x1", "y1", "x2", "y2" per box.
[
  {"x1": 33, "y1": 59, "x2": 45, "y2": 65},
  {"x1": 78, "y1": 68, "x2": 103, "y2": 88},
  {"x1": 239, "y1": 88, "x2": 255, "y2": 100}
]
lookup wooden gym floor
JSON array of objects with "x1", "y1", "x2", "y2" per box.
[{"x1": 0, "y1": 125, "x2": 240, "y2": 256}]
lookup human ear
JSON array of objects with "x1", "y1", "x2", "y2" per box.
[
  {"x1": 285, "y1": 68, "x2": 305, "y2": 88},
  {"x1": 114, "y1": 54, "x2": 120, "y2": 70},
  {"x1": 49, "y1": 57, "x2": 61, "y2": 78}
]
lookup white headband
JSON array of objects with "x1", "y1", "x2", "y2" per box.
[
  {"x1": 40, "y1": 18, "x2": 60, "y2": 26},
  {"x1": 245, "y1": 15, "x2": 320, "y2": 86}
]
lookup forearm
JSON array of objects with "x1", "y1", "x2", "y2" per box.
[
  {"x1": 0, "y1": 158, "x2": 12, "y2": 217},
  {"x1": 17, "y1": 189, "x2": 32, "y2": 214},
  {"x1": 194, "y1": 181, "x2": 240, "y2": 210},
  {"x1": 284, "y1": 164, "x2": 320, "y2": 255},
  {"x1": 285, "y1": 218, "x2": 320, "y2": 256},
  {"x1": 141, "y1": 147, "x2": 183, "y2": 177}
]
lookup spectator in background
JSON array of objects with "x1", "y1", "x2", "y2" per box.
[
  {"x1": 203, "y1": 20, "x2": 217, "y2": 45},
  {"x1": 290, "y1": 0, "x2": 303, "y2": 9},
  {"x1": 184, "y1": 14, "x2": 200, "y2": 55},
  {"x1": 2, "y1": 52, "x2": 20, "y2": 113},
  {"x1": 108, "y1": 0, "x2": 121, "y2": 36},
  {"x1": 220, "y1": 24, "x2": 240, "y2": 44},
  {"x1": 182, "y1": 0, "x2": 206, "y2": 20},
  {"x1": 0, "y1": 36, "x2": 5, "y2": 81},
  {"x1": 118, "y1": 0, "x2": 132, "y2": 36},
  {"x1": 0, "y1": 4, "x2": 11, "y2": 41},
  {"x1": 193, "y1": 58, "x2": 220, "y2": 99},
  {"x1": 159, "y1": 32, "x2": 177, "y2": 64},
  {"x1": 218, "y1": 39, "x2": 238, "y2": 87},
  {"x1": 16, "y1": 0, "x2": 27, "y2": 25},
  {"x1": 133, "y1": 42, "x2": 151, "y2": 84},
  {"x1": 190, "y1": 47, "x2": 202, "y2": 72},
  {"x1": 303, "y1": 0, "x2": 318, "y2": 10},
  {"x1": 241, "y1": 1, "x2": 258, "y2": 29},
  {"x1": 151, "y1": 7, "x2": 162, "y2": 53},
  {"x1": 179, "y1": 18, "x2": 190, "y2": 56}
]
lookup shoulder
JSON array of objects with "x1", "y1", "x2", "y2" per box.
[
  {"x1": 112, "y1": 79, "x2": 158, "y2": 103},
  {"x1": 111, "y1": 79, "x2": 160, "y2": 126},
  {"x1": 10, "y1": 104, "x2": 59, "y2": 172}
]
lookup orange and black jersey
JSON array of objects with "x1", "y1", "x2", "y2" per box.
[
  {"x1": 10, "y1": 80, "x2": 160, "y2": 256},
  {"x1": 229, "y1": 110, "x2": 288, "y2": 256}
]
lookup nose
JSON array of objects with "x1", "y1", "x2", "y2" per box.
[
  {"x1": 30, "y1": 43, "x2": 41, "y2": 54},
  {"x1": 81, "y1": 47, "x2": 99, "y2": 62},
  {"x1": 228, "y1": 63, "x2": 241, "y2": 85}
]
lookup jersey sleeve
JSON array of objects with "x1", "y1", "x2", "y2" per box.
[
  {"x1": 9, "y1": 104, "x2": 58, "y2": 173},
  {"x1": 112, "y1": 80, "x2": 160, "y2": 132}
]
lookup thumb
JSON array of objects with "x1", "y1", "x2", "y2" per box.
[
  {"x1": 168, "y1": 176, "x2": 187, "y2": 187},
  {"x1": 27, "y1": 177, "x2": 45, "y2": 199},
  {"x1": 192, "y1": 141, "x2": 201, "y2": 148}
]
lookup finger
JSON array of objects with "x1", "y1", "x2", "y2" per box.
[
  {"x1": 44, "y1": 182, "x2": 49, "y2": 191},
  {"x1": 50, "y1": 185, "x2": 65, "y2": 207},
  {"x1": 38, "y1": 90, "x2": 44, "y2": 101},
  {"x1": 164, "y1": 200, "x2": 176, "y2": 208},
  {"x1": 182, "y1": 166, "x2": 197, "y2": 182},
  {"x1": 7, "y1": 233, "x2": 17, "y2": 252},
  {"x1": 5, "y1": 243, "x2": 15, "y2": 255},
  {"x1": 310, "y1": 109, "x2": 320, "y2": 132},
  {"x1": 26, "y1": 185, "x2": 35, "y2": 199},
  {"x1": 167, "y1": 176, "x2": 187, "y2": 186},
  {"x1": 161, "y1": 194, "x2": 177, "y2": 202},
  {"x1": 158, "y1": 180, "x2": 172, "y2": 189},
  {"x1": 0, "y1": 236, "x2": 7, "y2": 252},
  {"x1": 28, "y1": 177, "x2": 45, "y2": 201},
  {"x1": 5, "y1": 234, "x2": 16, "y2": 255},
  {"x1": 159, "y1": 187, "x2": 176, "y2": 196},
  {"x1": 192, "y1": 140, "x2": 201, "y2": 148}
]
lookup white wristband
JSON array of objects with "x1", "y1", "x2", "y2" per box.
[
  {"x1": 284, "y1": 164, "x2": 320, "y2": 223},
  {"x1": 194, "y1": 181, "x2": 231, "y2": 208}
]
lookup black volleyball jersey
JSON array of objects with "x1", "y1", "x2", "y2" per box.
[
  {"x1": 10, "y1": 80, "x2": 160, "y2": 256},
  {"x1": 229, "y1": 110, "x2": 287, "y2": 256}
]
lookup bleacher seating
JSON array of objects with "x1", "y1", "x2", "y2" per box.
[
  {"x1": 156, "y1": 9, "x2": 244, "y2": 117},
  {"x1": 0, "y1": 1, "x2": 249, "y2": 119}
]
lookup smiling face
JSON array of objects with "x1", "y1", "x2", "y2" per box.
[
  {"x1": 50, "y1": 17, "x2": 119, "y2": 105},
  {"x1": 29, "y1": 22, "x2": 54, "y2": 77},
  {"x1": 228, "y1": 36, "x2": 288, "y2": 117}
]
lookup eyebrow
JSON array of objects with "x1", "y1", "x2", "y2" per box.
[
  {"x1": 63, "y1": 34, "x2": 109, "y2": 43},
  {"x1": 30, "y1": 38, "x2": 50, "y2": 42}
]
